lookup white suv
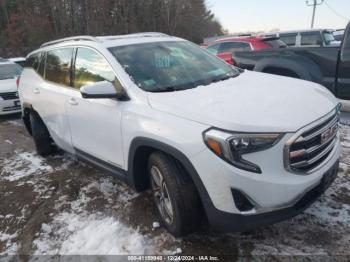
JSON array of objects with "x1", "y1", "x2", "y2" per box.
[
  {"x1": 0, "y1": 60, "x2": 22, "y2": 115},
  {"x1": 19, "y1": 33, "x2": 341, "y2": 236}
]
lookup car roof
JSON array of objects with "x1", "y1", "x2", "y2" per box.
[
  {"x1": 28, "y1": 33, "x2": 184, "y2": 56},
  {"x1": 0, "y1": 60, "x2": 17, "y2": 65},
  {"x1": 207, "y1": 36, "x2": 262, "y2": 45},
  {"x1": 9, "y1": 57, "x2": 26, "y2": 62},
  {"x1": 266, "y1": 29, "x2": 333, "y2": 35}
]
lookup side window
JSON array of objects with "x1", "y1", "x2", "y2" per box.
[
  {"x1": 37, "y1": 52, "x2": 46, "y2": 78},
  {"x1": 300, "y1": 32, "x2": 322, "y2": 46},
  {"x1": 73, "y1": 48, "x2": 117, "y2": 89},
  {"x1": 219, "y1": 42, "x2": 252, "y2": 53},
  {"x1": 279, "y1": 34, "x2": 297, "y2": 46},
  {"x1": 45, "y1": 48, "x2": 74, "y2": 86},
  {"x1": 206, "y1": 43, "x2": 221, "y2": 55}
]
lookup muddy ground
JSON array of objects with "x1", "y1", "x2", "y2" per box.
[{"x1": 0, "y1": 114, "x2": 349, "y2": 261}]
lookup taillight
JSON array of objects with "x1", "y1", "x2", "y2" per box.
[
  {"x1": 16, "y1": 76, "x2": 21, "y2": 89},
  {"x1": 228, "y1": 57, "x2": 237, "y2": 66}
]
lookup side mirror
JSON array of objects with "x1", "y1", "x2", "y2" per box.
[{"x1": 80, "y1": 81, "x2": 129, "y2": 100}]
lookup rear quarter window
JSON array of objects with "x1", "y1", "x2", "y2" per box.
[
  {"x1": 300, "y1": 32, "x2": 323, "y2": 46},
  {"x1": 279, "y1": 34, "x2": 297, "y2": 46},
  {"x1": 264, "y1": 39, "x2": 287, "y2": 48}
]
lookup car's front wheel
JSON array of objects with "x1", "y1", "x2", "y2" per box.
[{"x1": 148, "y1": 152, "x2": 202, "y2": 237}]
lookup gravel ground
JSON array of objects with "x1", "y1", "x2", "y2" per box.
[{"x1": 0, "y1": 114, "x2": 349, "y2": 260}]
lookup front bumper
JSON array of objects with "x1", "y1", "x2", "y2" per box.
[{"x1": 205, "y1": 159, "x2": 339, "y2": 232}]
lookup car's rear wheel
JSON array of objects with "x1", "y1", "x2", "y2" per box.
[
  {"x1": 29, "y1": 111, "x2": 55, "y2": 156},
  {"x1": 148, "y1": 152, "x2": 202, "y2": 237}
]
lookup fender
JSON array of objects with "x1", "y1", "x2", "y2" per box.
[
  {"x1": 127, "y1": 137, "x2": 214, "y2": 213},
  {"x1": 254, "y1": 55, "x2": 324, "y2": 84}
]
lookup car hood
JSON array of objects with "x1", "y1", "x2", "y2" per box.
[
  {"x1": 147, "y1": 71, "x2": 339, "y2": 133},
  {"x1": 0, "y1": 79, "x2": 17, "y2": 93}
]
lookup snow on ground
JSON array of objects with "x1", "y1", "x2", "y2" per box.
[
  {"x1": 6, "y1": 120, "x2": 23, "y2": 127},
  {"x1": 0, "y1": 120, "x2": 349, "y2": 258},
  {"x1": 33, "y1": 178, "x2": 175, "y2": 256},
  {"x1": 34, "y1": 212, "x2": 156, "y2": 255},
  {"x1": 0, "y1": 152, "x2": 53, "y2": 182}
]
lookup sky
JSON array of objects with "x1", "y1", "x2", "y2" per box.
[{"x1": 207, "y1": 0, "x2": 350, "y2": 33}]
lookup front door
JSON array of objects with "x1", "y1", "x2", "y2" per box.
[
  {"x1": 336, "y1": 22, "x2": 350, "y2": 100},
  {"x1": 65, "y1": 47, "x2": 125, "y2": 169}
]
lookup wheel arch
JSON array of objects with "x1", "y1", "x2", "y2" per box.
[
  {"x1": 127, "y1": 137, "x2": 212, "y2": 211},
  {"x1": 22, "y1": 102, "x2": 34, "y2": 136}
]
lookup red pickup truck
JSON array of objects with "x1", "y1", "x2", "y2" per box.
[{"x1": 205, "y1": 36, "x2": 286, "y2": 65}]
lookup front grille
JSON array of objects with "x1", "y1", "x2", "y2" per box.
[
  {"x1": 0, "y1": 92, "x2": 19, "y2": 100},
  {"x1": 286, "y1": 110, "x2": 339, "y2": 173}
]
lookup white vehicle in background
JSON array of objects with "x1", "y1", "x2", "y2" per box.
[
  {"x1": 19, "y1": 34, "x2": 340, "y2": 236},
  {"x1": 0, "y1": 61, "x2": 22, "y2": 115},
  {"x1": 9, "y1": 57, "x2": 26, "y2": 67},
  {"x1": 263, "y1": 29, "x2": 341, "y2": 47}
]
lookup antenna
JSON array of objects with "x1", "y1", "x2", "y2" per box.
[{"x1": 306, "y1": 0, "x2": 324, "y2": 29}]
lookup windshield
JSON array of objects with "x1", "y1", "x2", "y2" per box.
[
  {"x1": 109, "y1": 41, "x2": 240, "y2": 92},
  {"x1": 323, "y1": 31, "x2": 336, "y2": 45},
  {"x1": 0, "y1": 64, "x2": 23, "y2": 80}
]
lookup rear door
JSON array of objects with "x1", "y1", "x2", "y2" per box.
[
  {"x1": 36, "y1": 48, "x2": 75, "y2": 152},
  {"x1": 336, "y1": 23, "x2": 350, "y2": 100},
  {"x1": 65, "y1": 47, "x2": 125, "y2": 169}
]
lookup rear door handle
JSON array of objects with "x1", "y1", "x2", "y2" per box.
[
  {"x1": 33, "y1": 88, "x2": 40, "y2": 94},
  {"x1": 68, "y1": 97, "x2": 79, "y2": 106}
]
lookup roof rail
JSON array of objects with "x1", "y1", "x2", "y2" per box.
[
  {"x1": 97, "y1": 32, "x2": 169, "y2": 42},
  {"x1": 40, "y1": 36, "x2": 97, "y2": 48}
]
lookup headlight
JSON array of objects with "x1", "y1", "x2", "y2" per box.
[{"x1": 203, "y1": 128, "x2": 283, "y2": 174}]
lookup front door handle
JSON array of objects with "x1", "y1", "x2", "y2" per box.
[
  {"x1": 33, "y1": 88, "x2": 40, "y2": 94},
  {"x1": 68, "y1": 97, "x2": 79, "y2": 106}
]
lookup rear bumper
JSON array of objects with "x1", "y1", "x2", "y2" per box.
[
  {"x1": 0, "y1": 98, "x2": 21, "y2": 115},
  {"x1": 206, "y1": 160, "x2": 339, "y2": 232}
]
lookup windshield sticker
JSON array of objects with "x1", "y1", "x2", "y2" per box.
[
  {"x1": 209, "y1": 68, "x2": 226, "y2": 77},
  {"x1": 143, "y1": 79, "x2": 156, "y2": 86},
  {"x1": 155, "y1": 54, "x2": 171, "y2": 68}
]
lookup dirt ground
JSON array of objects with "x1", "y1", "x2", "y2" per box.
[{"x1": 0, "y1": 114, "x2": 350, "y2": 260}]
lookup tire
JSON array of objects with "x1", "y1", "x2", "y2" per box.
[
  {"x1": 29, "y1": 111, "x2": 54, "y2": 156},
  {"x1": 148, "y1": 152, "x2": 202, "y2": 237}
]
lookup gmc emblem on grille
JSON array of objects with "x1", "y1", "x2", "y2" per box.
[{"x1": 321, "y1": 124, "x2": 338, "y2": 145}]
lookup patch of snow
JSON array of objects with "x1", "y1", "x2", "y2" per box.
[
  {"x1": 174, "y1": 248, "x2": 182, "y2": 254},
  {"x1": 84, "y1": 178, "x2": 139, "y2": 203},
  {"x1": 0, "y1": 232, "x2": 18, "y2": 256},
  {"x1": 7, "y1": 120, "x2": 23, "y2": 127},
  {"x1": 4, "y1": 139, "x2": 13, "y2": 145},
  {"x1": 0, "y1": 232, "x2": 17, "y2": 242},
  {"x1": 0, "y1": 152, "x2": 53, "y2": 182},
  {"x1": 34, "y1": 212, "x2": 157, "y2": 255},
  {"x1": 152, "y1": 222, "x2": 160, "y2": 229}
]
